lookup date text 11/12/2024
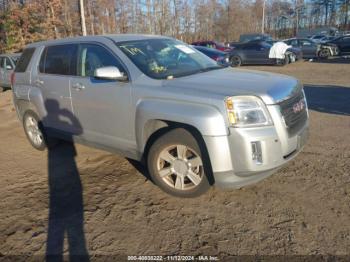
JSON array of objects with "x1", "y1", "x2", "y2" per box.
[{"x1": 127, "y1": 255, "x2": 219, "y2": 261}]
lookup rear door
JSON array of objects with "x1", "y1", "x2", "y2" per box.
[
  {"x1": 299, "y1": 39, "x2": 317, "y2": 58},
  {"x1": 70, "y1": 43, "x2": 133, "y2": 151},
  {"x1": 35, "y1": 44, "x2": 78, "y2": 134}
]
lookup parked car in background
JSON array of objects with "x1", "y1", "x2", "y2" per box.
[
  {"x1": 326, "y1": 36, "x2": 350, "y2": 54},
  {"x1": 191, "y1": 40, "x2": 232, "y2": 52},
  {"x1": 0, "y1": 53, "x2": 21, "y2": 91},
  {"x1": 12, "y1": 35, "x2": 309, "y2": 197},
  {"x1": 238, "y1": 34, "x2": 273, "y2": 43},
  {"x1": 319, "y1": 36, "x2": 337, "y2": 43},
  {"x1": 284, "y1": 38, "x2": 339, "y2": 58},
  {"x1": 309, "y1": 35, "x2": 326, "y2": 43},
  {"x1": 193, "y1": 46, "x2": 230, "y2": 66},
  {"x1": 229, "y1": 40, "x2": 302, "y2": 67}
]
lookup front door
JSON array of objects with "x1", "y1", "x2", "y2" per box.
[
  {"x1": 299, "y1": 39, "x2": 317, "y2": 58},
  {"x1": 338, "y1": 37, "x2": 350, "y2": 53},
  {"x1": 70, "y1": 43, "x2": 133, "y2": 151}
]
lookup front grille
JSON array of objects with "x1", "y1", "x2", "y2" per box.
[{"x1": 279, "y1": 91, "x2": 308, "y2": 137}]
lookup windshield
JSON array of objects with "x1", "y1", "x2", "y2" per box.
[{"x1": 116, "y1": 39, "x2": 222, "y2": 79}]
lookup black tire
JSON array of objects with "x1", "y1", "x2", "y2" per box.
[
  {"x1": 147, "y1": 128, "x2": 211, "y2": 198},
  {"x1": 276, "y1": 55, "x2": 289, "y2": 66},
  {"x1": 23, "y1": 111, "x2": 59, "y2": 151},
  {"x1": 287, "y1": 52, "x2": 296, "y2": 63},
  {"x1": 318, "y1": 48, "x2": 331, "y2": 59},
  {"x1": 230, "y1": 55, "x2": 242, "y2": 67}
]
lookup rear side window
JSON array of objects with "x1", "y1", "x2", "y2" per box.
[
  {"x1": 15, "y1": 48, "x2": 35, "y2": 72},
  {"x1": 242, "y1": 44, "x2": 256, "y2": 50},
  {"x1": 39, "y1": 44, "x2": 78, "y2": 75}
]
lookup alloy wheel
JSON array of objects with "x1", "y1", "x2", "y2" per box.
[
  {"x1": 156, "y1": 144, "x2": 204, "y2": 191},
  {"x1": 25, "y1": 116, "x2": 44, "y2": 147}
]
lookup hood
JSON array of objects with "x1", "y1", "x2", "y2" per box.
[
  {"x1": 163, "y1": 68, "x2": 301, "y2": 105},
  {"x1": 322, "y1": 42, "x2": 337, "y2": 47}
]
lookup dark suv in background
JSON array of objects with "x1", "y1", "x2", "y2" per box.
[
  {"x1": 191, "y1": 40, "x2": 232, "y2": 52},
  {"x1": 327, "y1": 36, "x2": 350, "y2": 54}
]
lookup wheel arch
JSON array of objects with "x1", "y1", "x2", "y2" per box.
[
  {"x1": 142, "y1": 121, "x2": 216, "y2": 186},
  {"x1": 135, "y1": 99, "x2": 228, "y2": 154}
]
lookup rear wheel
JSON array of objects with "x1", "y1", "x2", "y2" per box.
[
  {"x1": 230, "y1": 55, "x2": 242, "y2": 67},
  {"x1": 23, "y1": 111, "x2": 59, "y2": 151},
  {"x1": 147, "y1": 128, "x2": 211, "y2": 197},
  {"x1": 287, "y1": 52, "x2": 296, "y2": 63},
  {"x1": 276, "y1": 55, "x2": 289, "y2": 66}
]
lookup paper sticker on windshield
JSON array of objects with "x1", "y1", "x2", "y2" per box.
[{"x1": 175, "y1": 45, "x2": 195, "y2": 54}]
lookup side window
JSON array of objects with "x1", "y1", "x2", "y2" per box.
[
  {"x1": 15, "y1": 48, "x2": 35, "y2": 72},
  {"x1": 0, "y1": 58, "x2": 3, "y2": 69},
  {"x1": 5, "y1": 58, "x2": 14, "y2": 70},
  {"x1": 242, "y1": 44, "x2": 256, "y2": 50},
  {"x1": 290, "y1": 39, "x2": 298, "y2": 46},
  {"x1": 300, "y1": 40, "x2": 312, "y2": 46},
  {"x1": 78, "y1": 44, "x2": 125, "y2": 78},
  {"x1": 40, "y1": 44, "x2": 78, "y2": 75}
]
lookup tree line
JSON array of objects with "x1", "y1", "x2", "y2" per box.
[{"x1": 0, "y1": 0, "x2": 349, "y2": 53}]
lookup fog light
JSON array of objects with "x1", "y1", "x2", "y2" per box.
[{"x1": 251, "y1": 141, "x2": 262, "y2": 165}]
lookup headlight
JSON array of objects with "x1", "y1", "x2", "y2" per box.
[{"x1": 225, "y1": 96, "x2": 273, "y2": 127}]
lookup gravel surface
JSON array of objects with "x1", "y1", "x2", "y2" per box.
[{"x1": 0, "y1": 59, "x2": 349, "y2": 260}]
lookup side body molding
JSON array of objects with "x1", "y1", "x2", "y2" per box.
[{"x1": 135, "y1": 99, "x2": 228, "y2": 152}]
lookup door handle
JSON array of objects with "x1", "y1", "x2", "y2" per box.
[
  {"x1": 34, "y1": 79, "x2": 44, "y2": 86},
  {"x1": 72, "y1": 83, "x2": 85, "y2": 91}
]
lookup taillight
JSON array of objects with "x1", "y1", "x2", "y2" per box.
[{"x1": 10, "y1": 72, "x2": 15, "y2": 86}]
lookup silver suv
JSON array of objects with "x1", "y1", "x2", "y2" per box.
[{"x1": 12, "y1": 35, "x2": 309, "y2": 197}]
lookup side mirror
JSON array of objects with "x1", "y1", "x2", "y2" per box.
[
  {"x1": 94, "y1": 66, "x2": 128, "y2": 82},
  {"x1": 6, "y1": 65, "x2": 13, "y2": 70}
]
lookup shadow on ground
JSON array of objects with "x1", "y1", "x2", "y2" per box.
[
  {"x1": 310, "y1": 56, "x2": 350, "y2": 64},
  {"x1": 304, "y1": 85, "x2": 350, "y2": 116},
  {"x1": 43, "y1": 99, "x2": 89, "y2": 261}
]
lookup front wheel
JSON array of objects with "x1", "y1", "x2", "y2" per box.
[
  {"x1": 147, "y1": 128, "x2": 211, "y2": 197},
  {"x1": 230, "y1": 55, "x2": 242, "y2": 67},
  {"x1": 318, "y1": 48, "x2": 331, "y2": 59}
]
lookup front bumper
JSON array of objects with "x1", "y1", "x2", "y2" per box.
[{"x1": 204, "y1": 105, "x2": 309, "y2": 189}]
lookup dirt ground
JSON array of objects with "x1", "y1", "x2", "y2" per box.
[{"x1": 0, "y1": 59, "x2": 349, "y2": 260}]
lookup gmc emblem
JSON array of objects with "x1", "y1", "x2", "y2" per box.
[{"x1": 293, "y1": 99, "x2": 305, "y2": 114}]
